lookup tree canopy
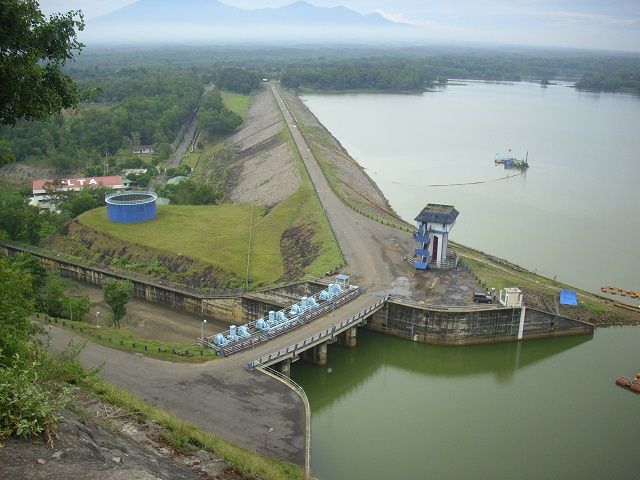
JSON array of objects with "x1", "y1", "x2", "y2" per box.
[
  {"x1": 102, "y1": 278, "x2": 133, "y2": 329},
  {"x1": 0, "y1": 0, "x2": 85, "y2": 126}
]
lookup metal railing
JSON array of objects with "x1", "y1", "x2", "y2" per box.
[
  {"x1": 105, "y1": 191, "x2": 157, "y2": 205},
  {"x1": 430, "y1": 252, "x2": 460, "y2": 270},
  {"x1": 246, "y1": 294, "x2": 389, "y2": 369},
  {"x1": 261, "y1": 366, "x2": 311, "y2": 478}
]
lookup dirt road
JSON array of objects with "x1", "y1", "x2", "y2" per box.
[
  {"x1": 168, "y1": 109, "x2": 198, "y2": 169},
  {"x1": 271, "y1": 83, "x2": 414, "y2": 292}
]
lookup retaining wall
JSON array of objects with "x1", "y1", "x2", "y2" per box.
[
  {"x1": 2, "y1": 242, "x2": 594, "y2": 345},
  {"x1": 368, "y1": 299, "x2": 593, "y2": 345}
]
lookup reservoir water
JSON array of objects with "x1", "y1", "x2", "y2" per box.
[
  {"x1": 296, "y1": 83, "x2": 640, "y2": 479},
  {"x1": 292, "y1": 327, "x2": 640, "y2": 480},
  {"x1": 302, "y1": 81, "x2": 640, "y2": 298}
]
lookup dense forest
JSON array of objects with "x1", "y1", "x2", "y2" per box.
[
  {"x1": 198, "y1": 90, "x2": 243, "y2": 136},
  {"x1": 575, "y1": 71, "x2": 640, "y2": 92},
  {"x1": 281, "y1": 58, "x2": 433, "y2": 91},
  {"x1": 214, "y1": 67, "x2": 262, "y2": 94},
  {"x1": 280, "y1": 52, "x2": 640, "y2": 92},
  {"x1": 0, "y1": 69, "x2": 202, "y2": 171},
  {"x1": 67, "y1": 45, "x2": 640, "y2": 93},
  {"x1": 1, "y1": 45, "x2": 639, "y2": 173}
]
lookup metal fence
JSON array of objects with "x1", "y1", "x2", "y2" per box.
[{"x1": 246, "y1": 294, "x2": 389, "y2": 370}]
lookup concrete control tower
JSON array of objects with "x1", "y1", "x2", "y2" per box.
[{"x1": 414, "y1": 204, "x2": 459, "y2": 269}]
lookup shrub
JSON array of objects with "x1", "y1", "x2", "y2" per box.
[{"x1": 0, "y1": 356, "x2": 69, "y2": 446}]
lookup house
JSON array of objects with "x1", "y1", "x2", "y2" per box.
[
  {"x1": 32, "y1": 176, "x2": 125, "y2": 195},
  {"x1": 122, "y1": 168, "x2": 148, "y2": 176},
  {"x1": 132, "y1": 145, "x2": 155, "y2": 154}
]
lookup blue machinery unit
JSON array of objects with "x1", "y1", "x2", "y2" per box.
[
  {"x1": 106, "y1": 191, "x2": 157, "y2": 223},
  {"x1": 204, "y1": 277, "x2": 361, "y2": 357}
]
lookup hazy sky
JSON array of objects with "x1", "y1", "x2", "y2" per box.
[{"x1": 39, "y1": 0, "x2": 640, "y2": 51}]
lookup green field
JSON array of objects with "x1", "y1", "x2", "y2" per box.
[
  {"x1": 79, "y1": 195, "x2": 341, "y2": 287},
  {"x1": 220, "y1": 91, "x2": 252, "y2": 119}
]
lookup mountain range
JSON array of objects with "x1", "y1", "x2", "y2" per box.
[{"x1": 87, "y1": 0, "x2": 412, "y2": 44}]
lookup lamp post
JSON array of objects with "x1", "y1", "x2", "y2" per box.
[
  {"x1": 264, "y1": 426, "x2": 274, "y2": 448},
  {"x1": 95, "y1": 311, "x2": 100, "y2": 328},
  {"x1": 201, "y1": 319, "x2": 207, "y2": 347}
]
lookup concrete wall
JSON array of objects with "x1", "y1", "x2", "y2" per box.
[
  {"x1": 2, "y1": 242, "x2": 593, "y2": 346},
  {"x1": 2, "y1": 243, "x2": 241, "y2": 322},
  {"x1": 368, "y1": 300, "x2": 593, "y2": 345}
]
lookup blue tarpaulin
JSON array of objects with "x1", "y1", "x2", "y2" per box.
[{"x1": 560, "y1": 289, "x2": 578, "y2": 306}]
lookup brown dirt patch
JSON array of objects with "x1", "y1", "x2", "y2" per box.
[{"x1": 278, "y1": 224, "x2": 321, "y2": 283}]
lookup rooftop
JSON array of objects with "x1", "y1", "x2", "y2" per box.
[
  {"x1": 415, "y1": 204, "x2": 459, "y2": 225},
  {"x1": 33, "y1": 176, "x2": 124, "y2": 192}
]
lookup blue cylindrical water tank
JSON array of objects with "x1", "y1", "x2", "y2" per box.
[{"x1": 106, "y1": 191, "x2": 157, "y2": 223}]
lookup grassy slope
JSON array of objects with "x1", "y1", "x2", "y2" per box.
[
  {"x1": 79, "y1": 183, "x2": 342, "y2": 287},
  {"x1": 220, "y1": 91, "x2": 252, "y2": 119},
  {"x1": 80, "y1": 205, "x2": 255, "y2": 278},
  {"x1": 455, "y1": 242, "x2": 639, "y2": 325}
]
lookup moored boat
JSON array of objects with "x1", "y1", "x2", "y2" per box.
[{"x1": 495, "y1": 150, "x2": 529, "y2": 169}]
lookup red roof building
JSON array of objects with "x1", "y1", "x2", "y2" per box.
[{"x1": 32, "y1": 176, "x2": 125, "y2": 195}]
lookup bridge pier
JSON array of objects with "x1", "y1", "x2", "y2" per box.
[
  {"x1": 277, "y1": 359, "x2": 292, "y2": 377},
  {"x1": 337, "y1": 326, "x2": 357, "y2": 347},
  {"x1": 301, "y1": 342, "x2": 327, "y2": 366}
]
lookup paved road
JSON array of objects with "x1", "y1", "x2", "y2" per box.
[
  {"x1": 44, "y1": 293, "x2": 380, "y2": 466},
  {"x1": 45, "y1": 324, "x2": 306, "y2": 465}
]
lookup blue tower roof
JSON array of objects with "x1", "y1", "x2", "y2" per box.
[{"x1": 415, "y1": 204, "x2": 459, "y2": 224}]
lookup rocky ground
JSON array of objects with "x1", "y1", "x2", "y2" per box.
[
  {"x1": 0, "y1": 390, "x2": 238, "y2": 480},
  {"x1": 198, "y1": 88, "x2": 301, "y2": 208}
]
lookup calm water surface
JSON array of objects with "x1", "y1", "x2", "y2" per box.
[
  {"x1": 302, "y1": 82, "x2": 640, "y2": 296},
  {"x1": 292, "y1": 328, "x2": 640, "y2": 480},
  {"x1": 297, "y1": 83, "x2": 640, "y2": 479}
]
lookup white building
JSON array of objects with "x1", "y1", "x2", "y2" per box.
[{"x1": 414, "y1": 204, "x2": 459, "y2": 269}]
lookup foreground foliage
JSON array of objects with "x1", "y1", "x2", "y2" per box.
[
  {"x1": 0, "y1": 0, "x2": 84, "y2": 127},
  {"x1": 0, "y1": 254, "x2": 69, "y2": 445}
]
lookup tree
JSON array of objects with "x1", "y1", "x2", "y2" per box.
[
  {"x1": 102, "y1": 279, "x2": 133, "y2": 328},
  {"x1": 10, "y1": 252, "x2": 46, "y2": 293},
  {"x1": 0, "y1": 139, "x2": 15, "y2": 166},
  {"x1": 0, "y1": 0, "x2": 85, "y2": 126},
  {"x1": 0, "y1": 255, "x2": 35, "y2": 363}
]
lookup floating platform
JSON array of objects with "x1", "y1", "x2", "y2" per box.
[{"x1": 615, "y1": 376, "x2": 640, "y2": 394}]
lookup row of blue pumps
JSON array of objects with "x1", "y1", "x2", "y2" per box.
[{"x1": 212, "y1": 283, "x2": 344, "y2": 347}]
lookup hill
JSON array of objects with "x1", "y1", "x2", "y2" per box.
[
  {"x1": 43, "y1": 198, "x2": 341, "y2": 291},
  {"x1": 86, "y1": 0, "x2": 407, "y2": 43}
]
